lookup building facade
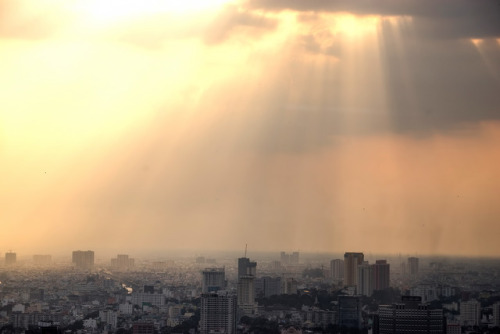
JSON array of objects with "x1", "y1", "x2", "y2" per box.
[
  {"x1": 200, "y1": 293, "x2": 237, "y2": 334},
  {"x1": 72, "y1": 250, "x2": 94, "y2": 269},
  {"x1": 330, "y1": 259, "x2": 344, "y2": 281},
  {"x1": 5, "y1": 252, "x2": 16, "y2": 265},
  {"x1": 344, "y1": 252, "x2": 364, "y2": 287},
  {"x1": 202, "y1": 268, "x2": 226, "y2": 293},
  {"x1": 378, "y1": 296, "x2": 444, "y2": 334},
  {"x1": 372, "y1": 260, "x2": 390, "y2": 291},
  {"x1": 357, "y1": 262, "x2": 373, "y2": 296},
  {"x1": 408, "y1": 257, "x2": 419, "y2": 277}
]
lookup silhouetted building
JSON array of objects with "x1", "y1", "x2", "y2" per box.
[
  {"x1": 372, "y1": 260, "x2": 390, "y2": 290},
  {"x1": 72, "y1": 250, "x2": 94, "y2": 269},
  {"x1": 5, "y1": 252, "x2": 16, "y2": 265},
  {"x1": 460, "y1": 299, "x2": 480, "y2": 326},
  {"x1": 378, "y1": 296, "x2": 444, "y2": 334},
  {"x1": 237, "y1": 276, "x2": 256, "y2": 316},
  {"x1": 111, "y1": 254, "x2": 134, "y2": 269},
  {"x1": 357, "y1": 262, "x2": 373, "y2": 296},
  {"x1": 344, "y1": 252, "x2": 364, "y2": 286},
  {"x1": 408, "y1": 257, "x2": 419, "y2": 277},
  {"x1": 330, "y1": 259, "x2": 344, "y2": 281},
  {"x1": 202, "y1": 268, "x2": 226, "y2": 293},
  {"x1": 493, "y1": 302, "x2": 500, "y2": 327},
  {"x1": 282, "y1": 277, "x2": 298, "y2": 295},
  {"x1": 338, "y1": 295, "x2": 362, "y2": 329},
  {"x1": 255, "y1": 276, "x2": 281, "y2": 298},
  {"x1": 200, "y1": 292, "x2": 237, "y2": 334},
  {"x1": 238, "y1": 257, "x2": 256, "y2": 278}
]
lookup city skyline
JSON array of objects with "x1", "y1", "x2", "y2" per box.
[{"x1": 1, "y1": 0, "x2": 500, "y2": 257}]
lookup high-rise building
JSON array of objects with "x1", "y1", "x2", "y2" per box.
[
  {"x1": 200, "y1": 292, "x2": 237, "y2": 334},
  {"x1": 372, "y1": 260, "x2": 390, "y2": 291},
  {"x1": 378, "y1": 296, "x2": 444, "y2": 334},
  {"x1": 238, "y1": 257, "x2": 256, "y2": 278},
  {"x1": 5, "y1": 252, "x2": 16, "y2": 265},
  {"x1": 202, "y1": 268, "x2": 226, "y2": 293},
  {"x1": 282, "y1": 277, "x2": 298, "y2": 295},
  {"x1": 237, "y1": 276, "x2": 256, "y2": 316},
  {"x1": 357, "y1": 262, "x2": 373, "y2": 296},
  {"x1": 408, "y1": 257, "x2": 419, "y2": 277},
  {"x1": 280, "y1": 252, "x2": 289, "y2": 264},
  {"x1": 460, "y1": 299, "x2": 480, "y2": 326},
  {"x1": 330, "y1": 259, "x2": 344, "y2": 281},
  {"x1": 111, "y1": 254, "x2": 134, "y2": 269},
  {"x1": 493, "y1": 302, "x2": 500, "y2": 327},
  {"x1": 72, "y1": 250, "x2": 94, "y2": 269},
  {"x1": 338, "y1": 295, "x2": 362, "y2": 329},
  {"x1": 344, "y1": 252, "x2": 364, "y2": 286}
]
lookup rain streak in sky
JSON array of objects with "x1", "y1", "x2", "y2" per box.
[{"x1": 1, "y1": 0, "x2": 500, "y2": 257}]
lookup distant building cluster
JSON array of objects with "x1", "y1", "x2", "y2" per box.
[
  {"x1": 1, "y1": 249, "x2": 499, "y2": 334},
  {"x1": 280, "y1": 251, "x2": 300, "y2": 265}
]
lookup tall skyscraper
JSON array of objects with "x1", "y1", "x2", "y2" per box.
[
  {"x1": 237, "y1": 256, "x2": 257, "y2": 315},
  {"x1": 5, "y1": 252, "x2": 16, "y2": 265},
  {"x1": 237, "y1": 275, "x2": 256, "y2": 316},
  {"x1": 344, "y1": 252, "x2": 364, "y2": 286},
  {"x1": 330, "y1": 259, "x2": 344, "y2": 281},
  {"x1": 372, "y1": 260, "x2": 390, "y2": 291},
  {"x1": 378, "y1": 296, "x2": 444, "y2": 334},
  {"x1": 72, "y1": 250, "x2": 94, "y2": 269},
  {"x1": 408, "y1": 257, "x2": 419, "y2": 277},
  {"x1": 357, "y1": 262, "x2": 373, "y2": 296},
  {"x1": 200, "y1": 292, "x2": 237, "y2": 334},
  {"x1": 238, "y1": 257, "x2": 256, "y2": 278},
  {"x1": 202, "y1": 268, "x2": 226, "y2": 293}
]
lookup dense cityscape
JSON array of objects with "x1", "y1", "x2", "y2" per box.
[{"x1": 1, "y1": 250, "x2": 500, "y2": 334}]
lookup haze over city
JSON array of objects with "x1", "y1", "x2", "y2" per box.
[{"x1": 1, "y1": 0, "x2": 500, "y2": 257}]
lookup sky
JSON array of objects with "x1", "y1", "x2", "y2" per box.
[{"x1": 1, "y1": 0, "x2": 500, "y2": 258}]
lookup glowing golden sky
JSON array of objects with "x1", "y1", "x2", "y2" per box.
[{"x1": 1, "y1": 0, "x2": 500, "y2": 258}]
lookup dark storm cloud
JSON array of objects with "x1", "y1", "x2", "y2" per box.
[{"x1": 246, "y1": 0, "x2": 500, "y2": 39}]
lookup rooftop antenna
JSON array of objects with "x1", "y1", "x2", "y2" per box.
[{"x1": 244, "y1": 244, "x2": 247, "y2": 258}]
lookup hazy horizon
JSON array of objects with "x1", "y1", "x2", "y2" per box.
[{"x1": 1, "y1": 0, "x2": 499, "y2": 257}]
